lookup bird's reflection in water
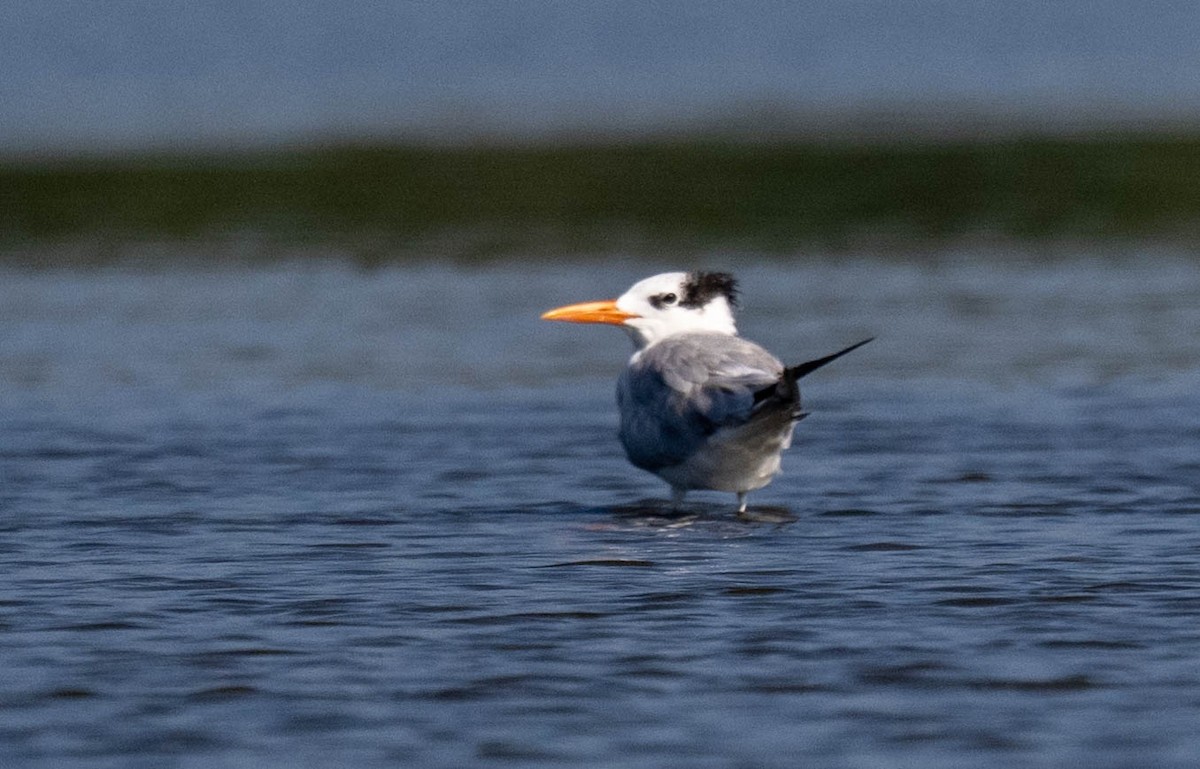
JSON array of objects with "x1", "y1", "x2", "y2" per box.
[{"x1": 585, "y1": 499, "x2": 798, "y2": 531}]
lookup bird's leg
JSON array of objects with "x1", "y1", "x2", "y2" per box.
[
  {"x1": 670, "y1": 487, "x2": 687, "y2": 512},
  {"x1": 736, "y1": 492, "x2": 749, "y2": 514}
]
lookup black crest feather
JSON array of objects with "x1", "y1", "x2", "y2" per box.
[{"x1": 680, "y1": 271, "x2": 738, "y2": 309}]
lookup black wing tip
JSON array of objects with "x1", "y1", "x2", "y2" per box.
[
  {"x1": 787, "y1": 336, "x2": 873, "y2": 381},
  {"x1": 752, "y1": 337, "x2": 873, "y2": 408}
]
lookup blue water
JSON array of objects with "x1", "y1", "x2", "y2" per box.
[
  {"x1": 2, "y1": 251, "x2": 1200, "y2": 767},
  {"x1": 3, "y1": 0, "x2": 1200, "y2": 152}
]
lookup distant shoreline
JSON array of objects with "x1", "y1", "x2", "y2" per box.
[{"x1": 4, "y1": 131, "x2": 1200, "y2": 261}]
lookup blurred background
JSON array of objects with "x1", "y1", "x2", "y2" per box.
[
  {"x1": 2, "y1": 0, "x2": 1199, "y2": 395},
  {"x1": 3, "y1": 0, "x2": 1200, "y2": 261},
  {"x1": 4, "y1": 0, "x2": 1200, "y2": 397}
]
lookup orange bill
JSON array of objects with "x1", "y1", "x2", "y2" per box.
[{"x1": 540, "y1": 299, "x2": 637, "y2": 325}]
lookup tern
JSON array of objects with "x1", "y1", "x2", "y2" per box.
[{"x1": 542, "y1": 271, "x2": 870, "y2": 513}]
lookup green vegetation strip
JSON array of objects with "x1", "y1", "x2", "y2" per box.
[{"x1": 3, "y1": 135, "x2": 1199, "y2": 255}]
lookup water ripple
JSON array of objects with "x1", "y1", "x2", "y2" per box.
[{"x1": 3, "y1": 259, "x2": 1200, "y2": 768}]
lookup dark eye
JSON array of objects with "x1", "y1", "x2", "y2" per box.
[{"x1": 660, "y1": 293, "x2": 677, "y2": 305}]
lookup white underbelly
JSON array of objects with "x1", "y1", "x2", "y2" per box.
[{"x1": 654, "y1": 422, "x2": 794, "y2": 492}]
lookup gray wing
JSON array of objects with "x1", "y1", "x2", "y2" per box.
[{"x1": 617, "y1": 333, "x2": 785, "y2": 471}]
